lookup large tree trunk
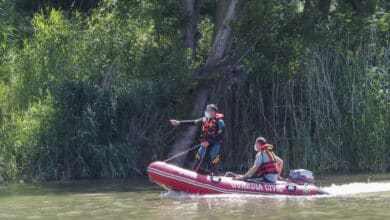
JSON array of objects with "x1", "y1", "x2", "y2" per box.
[
  {"x1": 204, "y1": 0, "x2": 238, "y2": 70},
  {"x1": 318, "y1": 0, "x2": 332, "y2": 18},
  {"x1": 302, "y1": 0, "x2": 314, "y2": 34},
  {"x1": 183, "y1": 0, "x2": 201, "y2": 59},
  {"x1": 303, "y1": 0, "x2": 332, "y2": 24},
  {"x1": 168, "y1": 0, "x2": 240, "y2": 166},
  {"x1": 213, "y1": 0, "x2": 230, "y2": 39}
]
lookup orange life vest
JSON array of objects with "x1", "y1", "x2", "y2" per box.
[
  {"x1": 257, "y1": 144, "x2": 279, "y2": 175},
  {"x1": 200, "y1": 113, "x2": 224, "y2": 143}
]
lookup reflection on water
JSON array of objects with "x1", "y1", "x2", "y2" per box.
[{"x1": 0, "y1": 174, "x2": 390, "y2": 219}]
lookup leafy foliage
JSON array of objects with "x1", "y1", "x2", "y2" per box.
[{"x1": 0, "y1": 0, "x2": 389, "y2": 181}]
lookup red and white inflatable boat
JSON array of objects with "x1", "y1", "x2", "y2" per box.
[{"x1": 148, "y1": 161, "x2": 328, "y2": 196}]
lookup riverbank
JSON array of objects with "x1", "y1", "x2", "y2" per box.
[{"x1": 1, "y1": 1, "x2": 389, "y2": 183}]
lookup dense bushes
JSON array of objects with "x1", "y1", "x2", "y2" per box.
[
  {"x1": 0, "y1": 1, "x2": 192, "y2": 181},
  {"x1": 221, "y1": 0, "x2": 389, "y2": 173},
  {"x1": 0, "y1": 0, "x2": 389, "y2": 181}
]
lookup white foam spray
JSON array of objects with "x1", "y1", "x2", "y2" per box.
[{"x1": 322, "y1": 181, "x2": 390, "y2": 196}]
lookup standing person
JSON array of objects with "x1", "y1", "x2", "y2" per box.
[
  {"x1": 170, "y1": 104, "x2": 225, "y2": 175},
  {"x1": 234, "y1": 137, "x2": 283, "y2": 183}
]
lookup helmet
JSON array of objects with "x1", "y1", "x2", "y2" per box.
[
  {"x1": 256, "y1": 137, "x2": 267, "y2": 145},
  {"x1": 207, "y1": 104, "x2": 218, "y2": 112}
]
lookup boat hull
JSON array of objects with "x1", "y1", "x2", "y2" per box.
[{"x1": 147, "y1": 161, "x2": 328, "y2": 196}]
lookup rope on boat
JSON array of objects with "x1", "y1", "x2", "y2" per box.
[{"x1": 164, "y1": 144, "x2": 201, "y2": 162}]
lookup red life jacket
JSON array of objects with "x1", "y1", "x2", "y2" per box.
[
  {"x1": 257, "y1": 144, "x2": 278, "y2": 175},
  {"x1": 200, "y1": 113, "x2": 224, "y2": 143}
]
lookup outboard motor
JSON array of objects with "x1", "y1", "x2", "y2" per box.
[{"x1": 289, "y1": 169, "x2": 315, "y2": 185}]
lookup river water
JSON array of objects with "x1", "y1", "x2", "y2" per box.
[{"x1": 0, "y1": 173, "x2": 390, "y2": 219}]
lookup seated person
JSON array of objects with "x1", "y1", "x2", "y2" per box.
[{"x1": 234, "y1": 137, "x2": 282, "y2": 183}]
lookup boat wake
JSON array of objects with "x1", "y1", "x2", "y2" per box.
[{"x1": 322, "y1": 181, "x2": 390, "y2": 196}]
